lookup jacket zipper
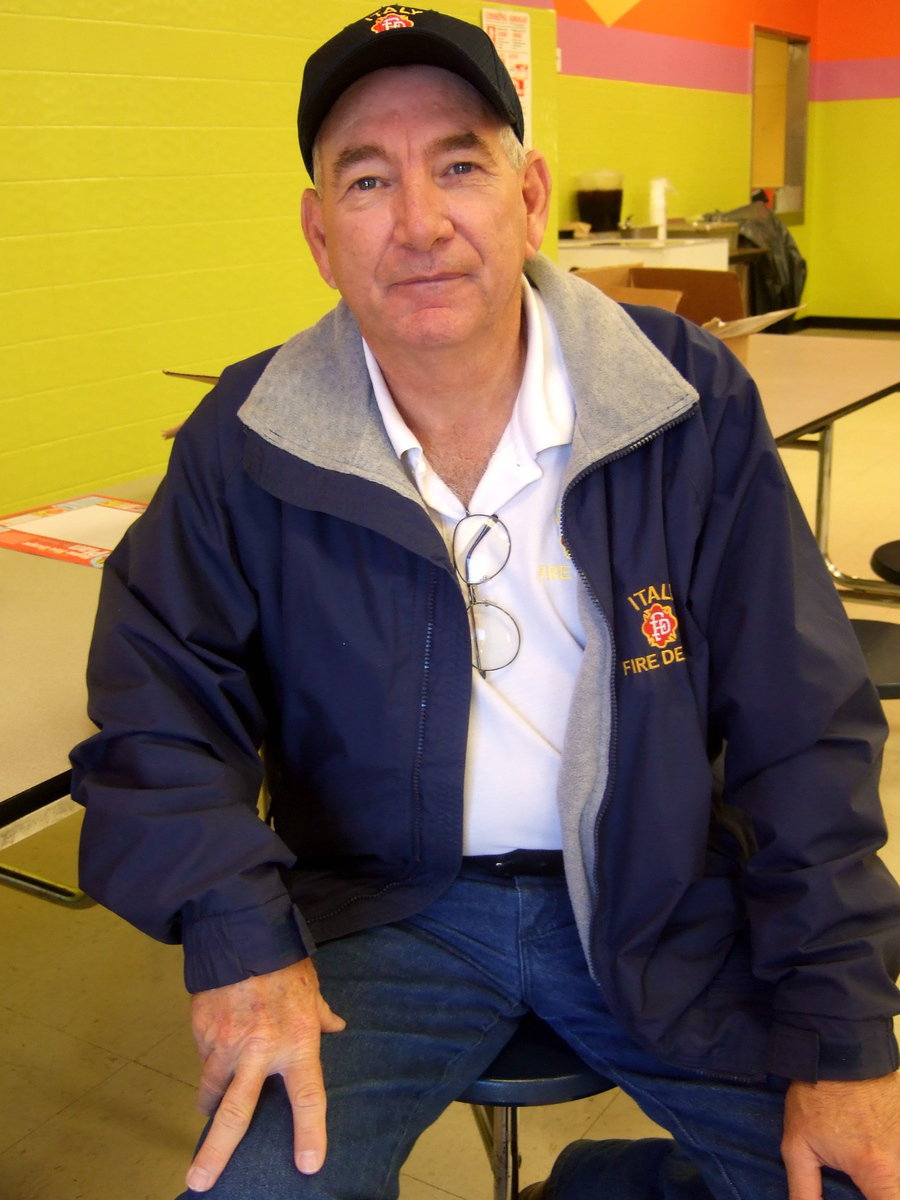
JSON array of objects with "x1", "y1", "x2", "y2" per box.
[
  {"x1": 308, "y1": 567, "x2": 441, "y2": 926},
  {"x1": 560, "y1": 408, "x2": 696, "y2": 989},
  {"x1": 562, "y1": 407, "x2": 758, "y2": 1083},
  {"x1": 410, "y1": 568, "x2": 439, "y2": 860}
]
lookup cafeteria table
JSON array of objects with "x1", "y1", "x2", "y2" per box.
[
  {"x1": 747, "y1": 332, "x2": 900, "y2": 604},
  {"x1": 0, "y1": 477, "x2": 160, "y2": 901}
]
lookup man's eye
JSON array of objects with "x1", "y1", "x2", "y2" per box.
[
  {"x1": 448, "y1": 161, "x2": 475, "y2": 176},
  {"x1": 351, "y1": 176, "x2": 380, "y2": 192}
]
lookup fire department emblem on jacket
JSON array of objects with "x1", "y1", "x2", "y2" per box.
[
  {"x1": 641, "y1": 603, "x2": 679, "y2": 650},
  {"x1": 368, "y1": 7, "x2": 420, "y2": 32}
]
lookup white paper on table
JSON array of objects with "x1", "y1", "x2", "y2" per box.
[{"x1": 11, "y1": 503, "x2": 141, "y2": 551}]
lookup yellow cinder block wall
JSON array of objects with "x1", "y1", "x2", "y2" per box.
[
  {"x1": 556, "y1": 75, "x2": 752, "y2": 229},
  {"x1": 801, "y1": 97, "x2": 900, "y2": 320},
  {"x1": 1, "y1": 2, "x2": 558, "y2": 514}
]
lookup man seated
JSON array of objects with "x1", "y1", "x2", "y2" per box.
[{"x1": 72, "y1": 9, "x2": 900, "y2": 1198}]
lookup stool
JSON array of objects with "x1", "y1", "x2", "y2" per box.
[
  {"x1": 871, "y1": 541, "x2": 900, "y2": 587},
  {"x1": 850, "y1": 619, "x2": 900, "y2": 700},
  {"x1": 457, "y1": 1013, "x2": 615, "y2": 1200}
]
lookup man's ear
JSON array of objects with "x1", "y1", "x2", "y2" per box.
[
  {"x1": 522, "y1": 150, "x2": 552, "y2": 260},
  {"x1": 301, "y1": 188, "x2": 338, "y2": 289}
]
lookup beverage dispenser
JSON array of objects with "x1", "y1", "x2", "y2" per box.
[{"x1": 575, "y1": 170, "x2": 624, "y2": 233}]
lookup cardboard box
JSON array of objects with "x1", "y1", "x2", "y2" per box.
[
  {"x1": 702, "y1": 308, "x2": 803, "y2": 364},
  {"x1": 572, "y1": 265, "x2": 802, "y2": 365},
  {"x1": 597, "y1": 283, "x2": 683, "y2": 312},
  {"x1": 574, "y1": 264, "x2": 743, "y2": 325},
  {"x1": 572, "y1": 264, "x2": 643, "y2": 289},
  {"x1": 572, "y1": 265, "x2": 680, "y2": 313}
]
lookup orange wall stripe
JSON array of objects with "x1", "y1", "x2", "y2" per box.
[{"x1": 555, "y1": 0, "x2": 816, "y2": 47}]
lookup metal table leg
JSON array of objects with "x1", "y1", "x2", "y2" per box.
[
  {"x1": 0, "y1": 770, "x2": 93, "y2": 906},
  {"x1": 784, "y1": 422, "x2": 900, "y2": 604}
]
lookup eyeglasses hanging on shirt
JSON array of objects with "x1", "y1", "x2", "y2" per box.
[{"x1": 452, "y1": 514, "x2": 521, "y2": 676}]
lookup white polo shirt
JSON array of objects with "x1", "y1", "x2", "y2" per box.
[{"x1": 365, "y1": 280, "x2": 584, "y2": 853}]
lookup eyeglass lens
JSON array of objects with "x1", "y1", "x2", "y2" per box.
[
  {"x1": 469, "y1": 600, "x2": 520, "y2": 673},
  {"x1": 452, "y1": 514, "x2": 511, "y2": 585},
  {"x1": 452, "y1": 515, "x2": 520, "y2": 674}
]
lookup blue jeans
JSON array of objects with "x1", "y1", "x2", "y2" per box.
[{"x1": 177, "y1": 869, "x2": 862, "y2": 1199}]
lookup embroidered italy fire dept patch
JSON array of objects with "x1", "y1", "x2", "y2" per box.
[
  {"x1": 640, "y1": 603, "x2": 679, "y2": 650},
  {"x1": 367, "y1": 7, "x2": 421, "y2": 32}
]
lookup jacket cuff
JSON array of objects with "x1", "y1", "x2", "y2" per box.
[
  {"x1": 182, "y1": 894, "x2": 315, "y2": 993},
  {"x1": 765, "y1": 1016, "x2": 900, "y2": 1082}
]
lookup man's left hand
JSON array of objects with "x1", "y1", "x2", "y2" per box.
[{"x1": 783, "y1": 1073, "x2": 900, "y2": 1199}]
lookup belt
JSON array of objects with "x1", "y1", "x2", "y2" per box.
[{"x1": 461, "y1": 849, "x2": 565, "y2": 878}]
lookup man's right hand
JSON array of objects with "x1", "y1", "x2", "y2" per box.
[{"x1": 185, "y1": 957, "x2": 346, "y2": 1193}]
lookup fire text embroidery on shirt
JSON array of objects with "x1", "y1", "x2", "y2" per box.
[{"x1": 622, "y1": 582, "x2": 685, "y2": 676}]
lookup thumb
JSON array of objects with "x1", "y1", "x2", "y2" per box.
[{"x1": 316, "y1": 991, "x2": 346, "y2": 1034}]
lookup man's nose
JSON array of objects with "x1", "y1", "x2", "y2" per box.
[{"x1": 393, "y1": 179, "x2": 453, "y2": 250}]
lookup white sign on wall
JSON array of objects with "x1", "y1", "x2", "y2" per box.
[{"x1": 482, "y1": 8, "x2": 533, "y2": 148}]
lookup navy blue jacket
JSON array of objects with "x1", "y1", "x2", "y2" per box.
[{"x1": 72, "y1": 257, "x2": 900, "y2": 1084}]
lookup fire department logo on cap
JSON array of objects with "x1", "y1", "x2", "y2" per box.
[
  {"x1": 367, "y1": 7, "x2": 421, "y2": 33},
  {"x1": 641, "y1": 604, "x2": 679, "y2": 650}
]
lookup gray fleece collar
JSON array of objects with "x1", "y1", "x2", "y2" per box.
[{"x1": 238, "y1": 253, "x2": 698, "y2": 492}]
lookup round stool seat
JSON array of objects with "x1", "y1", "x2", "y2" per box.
[
  {"x1": 459, "y1": 1014, "x2": 614, "y2": 1107},
  {"x1": 871, "y1": 541, "x2": 900, "y2": 586}
]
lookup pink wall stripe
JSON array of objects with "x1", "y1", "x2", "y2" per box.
[
  {"x1": 811, "y1": 58, "x2": 900, "y2": 101},
  {"x1": 558, "y1": 17, "x2": 752, "y2": 94}
]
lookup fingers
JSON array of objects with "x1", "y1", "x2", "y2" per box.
[
  {"x1": 283, "y1": 987, "x2": 333, "y2": 1175},
  {"x1": 284, "y1": 1057, "x2": 330, "y2": 1175},
  {"x1": 784, "y1": 1147, "x2": 825, "y2": 1200},
  {"x1": 195, "y1": 1048, "x2": 236, "y2": 1118},
  {"x1": 186, "y1": 1065, "x2": 265, "y2": 1192},
  {"x1": 783, "y1": 1076, "x2": 900, "y2": 1200},
  {"x1": 184, "y1": 960, "x2": 346, "y2": 1192},
  {"x1": 787, "y1": 1153, "x2": 900, "y2": 1200},
  {"x1": 187, "y1": 1046, "x2": 332, "y2": 1190}
]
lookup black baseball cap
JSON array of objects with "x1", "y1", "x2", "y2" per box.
[{"x1": 298, "y1": 8, "x2": 525, "y2": 181}]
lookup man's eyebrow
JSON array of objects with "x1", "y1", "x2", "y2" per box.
[
  {"x1": 330, "y1": 143, "x2": 386, "y2": 186},
  {"x1": 432, "y1": 131, "x2": 498, "y2": 162}
]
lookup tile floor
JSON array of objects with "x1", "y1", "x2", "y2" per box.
[{"x1": 1, "y1": 328, "x2": 898, "y2": 1200}]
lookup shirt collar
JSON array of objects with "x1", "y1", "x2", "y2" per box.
[{"x1": 364, "y1": 277, "x2": 575, "y2": 474}]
